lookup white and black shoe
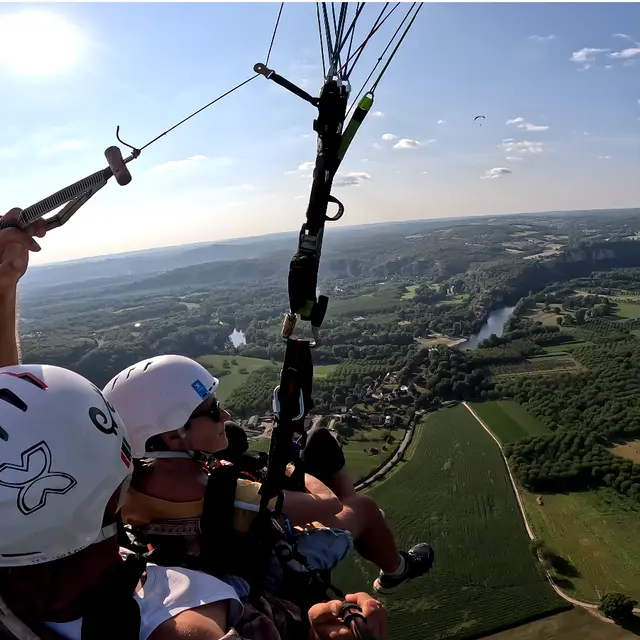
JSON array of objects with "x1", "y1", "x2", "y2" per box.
[{"x1": 372, "y1": 543, "x2": 434, "y2": 595}]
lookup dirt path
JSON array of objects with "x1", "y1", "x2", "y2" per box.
[{"x1": 462, "y1": 401, "x2": 640, "y2": 615}]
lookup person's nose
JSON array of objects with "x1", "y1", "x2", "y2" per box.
[{"x1": 220, "y1": 407, "x2": 232, "y2": 422}]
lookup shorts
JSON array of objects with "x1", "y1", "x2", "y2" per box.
[
  {"x1": 265, "y1": 527, "x2": 353, "y2": 595},
  {"x1": 302, "y1": 426, "x2": 346, "y2": 485},
  {"x1": 42, "y1": 564, "x2": 244, "y2": 640}
]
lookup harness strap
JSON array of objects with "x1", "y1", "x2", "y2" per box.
[
  {"x1": 200, "y1": 464, "x2": 243, "y2": 578},
  {"x1": 80, "y1": 553, "x2": 146, "y2": 640}
]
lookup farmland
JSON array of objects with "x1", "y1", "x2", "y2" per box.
[
  {"x1": 522, "y1": 488, "x2": 640, "y2": 604},
  {"x1": 486, "y1": 607, "x2": 639, "y2": 640},
  {"x1": 328, "y1": 282, "x2": 404, "y2": 317},
  {"x1": 469, "y1": 400, "x2": 549, "y2": 444},
  {"x1": 489, "y1": 354, "x2": 580, "y2": 377},
  {"x1": 197, "y1": 354, "x2": 277, "y2": 403},
  {"x1": 341, "y1": 427, "x2": 406, "y2": 482},
  {"x1": 333, "y1": 406, "x2": 568, "y2": 640}
]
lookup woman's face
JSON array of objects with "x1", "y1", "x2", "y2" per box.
[{"x1": 182, "y1": 395, "x2": 231, "y2": 454}]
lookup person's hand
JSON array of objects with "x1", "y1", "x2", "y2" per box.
[
  {"x1": 308, "y1": 592, "x2": 387, "y2": 640},
  {"x1": 0, "y1": 208, "x2": 47, "y2": 297}
]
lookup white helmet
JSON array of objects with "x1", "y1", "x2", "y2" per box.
[
  {"x1": 0, "y1": 364, "x2": 132, "y2": 567},
  {"x1": 102, "y1": 355, "x2": 219, "y2": 459}
]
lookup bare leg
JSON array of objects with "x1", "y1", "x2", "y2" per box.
[
  {"x1": 317, "y1": 493, "x2": 401, "y2": 574},
  {"x1": 323, "y1": 466, "x2": 357, "y2": 502}
]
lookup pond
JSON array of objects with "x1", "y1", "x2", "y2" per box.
[
  {"x1": 229, "y1": 328, "x2": 246, "y2": 347},
  {"x1": 458, "y1": 305, "x2": 515, "y2": 351}
]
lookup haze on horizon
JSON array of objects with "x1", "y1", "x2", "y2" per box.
[{"x1": 0, "y1": 2, "x2": 638, "y2": 266}]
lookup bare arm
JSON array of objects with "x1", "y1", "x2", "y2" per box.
[
  {"x1": 0, "y1": 209, "x2": 46, "y2": 367},
  {"x1": 0, "y1": 291, "x2": 19, "y2": 367}
]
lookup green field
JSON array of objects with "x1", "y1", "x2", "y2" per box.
[
  {"x1": 490, "y1": 355, "x2": 580, "y2": 377},
  {"x1": 328, "y1": 283, "x2": 403, "y2": 317},
  {"x1": 314, "y1": 364, "x2": 340, "y2": 379},
  {"x1": 334, "y1": 406, "x2": 568, "y2": 640},
  {"x1": 198, "y1": 354, "x2": 277, "y2": 403},
  {"x1": 402, "y1": 285, "x2": 419, "y2": 300},
  {"x1": 522, "y1": 488, "x2": 640, "y2": 604},
  {"x1": 470, "y1": 400, "x2": 550, "y2": 444},
  {"x1": 543, "y1": 341, "x2": 590, "y2": 354},
  {"x1": 341, "y1": 427, "x2": 405, "y2": 482},
  {"x1": 615, "y1": 302, "x2": 640, "y2": 320}
]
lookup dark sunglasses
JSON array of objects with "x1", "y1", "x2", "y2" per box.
[{"x1": 188, "y1": 397, "x2": 222, "y2": 425}]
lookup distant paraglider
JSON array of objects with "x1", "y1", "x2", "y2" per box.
[{"x1": 474, "y1": 115, "x2": 485, "y2": 126}]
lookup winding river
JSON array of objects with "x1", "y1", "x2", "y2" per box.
[{"x1": 458, "y1": 305, "x2": 515, "y2": 351}]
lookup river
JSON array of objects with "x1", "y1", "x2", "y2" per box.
[
  {"x1": 458, "y1": 305, "x2": 515, "y2": 351},
  {"x1": 229, "y1": 329, "x2": 246, "y2": 347}
]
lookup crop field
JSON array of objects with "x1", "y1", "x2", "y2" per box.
[
  {"x1": 333, "y1": 406, "x2": 568, "y2": 640},
  {"x1": 486, "y1": 608, "x2": 640, "y2": 640},
  {"x1": 542, "y1": 341, "x2": 590, "y2": 354},
  {"x1": 469, "y1": 400, "x2": 549, "y2": 444},
  {"x1": 341, "y1": 427, "x2": 406, "y2": 482},
  {"x1": 197, "y1": 354, "x2": 277, "y2": 403},
  {"x1": 328, "y1": 283, "x2": 404, "y2": 317},
  {"x1": 522, "y1": 488, "x2": 640, "y2": 603},
  {"x1": 490, "y1": 355, "x2": 580, "y2": 377}
]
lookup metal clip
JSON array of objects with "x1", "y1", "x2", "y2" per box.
[
  {"x1": 272, "y1": 385, "x2": 305, "y2": 420},
  {"x1": 282, "y1": 312, "x2": 297, "y2": 339}
]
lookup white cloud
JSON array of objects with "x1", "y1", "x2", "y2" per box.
[
  {"x1": 393, "y1": 139, "x2": 423, "y2": 149},
  {"x1": 437, "y1": 119, "x2": 445, "y2": 124},
  {"x1": 570, "y1": 47, "x2": 610, "y2": 69},
  {"x1": 372, "y1": 142, "x2": 383, "y2": 150},
  {"x1": 501, "y1": 139, "x2": 544, "y2": 155},
  {"x1": 481, "y1": 167, "x2": 512, "y2": 180},
  {"x1": 371, "y1": 110, "x2": 384, "y2": 117},
  {"x1": 381, "y1": 133, "x2": 398, "y2": 141},
  {"x1": 528, "y1": 34, "x2": 555, "y2": 42},
  {"x1": 505, "y1": 156, "x2": 523, "y2": 161},
  {"x1": 597, "y1": 155, "x2": 611, "y2": 160},
  {"x1": 333, "y1": 171, "x2": 371, "y2": 188},
  {"x1": 285, "y1": 160, "x2": 315, "y2": 177},
  {"x1": 38, "y1": 139, "x2": 86, "y2": 156},
  {"x1": 609, "y1": 48, "x2": 640, "y2": 59},
  {"x1": 150, "y1": 154, "x2": 233, "y2": 173},
  {"x1": 506, "y1": 117, "x2": 549, "y2": 132},
  {"x1": 613, "y1": 33, "x2": 633, "y2": 40},
  {"x1": 521, "y1": 123, "x2": 549, "y2": 132}
]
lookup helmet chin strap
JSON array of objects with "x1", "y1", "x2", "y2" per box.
[{"x1": 143, "y1": 428, "x2": 213, "y2": 463}]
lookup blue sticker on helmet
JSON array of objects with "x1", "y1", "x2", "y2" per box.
[{"x1": 191, "y1": 379, "x2": 211, "y2": 400}]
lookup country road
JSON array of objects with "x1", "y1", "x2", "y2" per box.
[{"x1": 462, "y1": 401, "x2": 640, "y2": 616}]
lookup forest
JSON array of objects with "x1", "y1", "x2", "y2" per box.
[{"x1": 17, "y1": 209, "x2": 640, "y2": 505}]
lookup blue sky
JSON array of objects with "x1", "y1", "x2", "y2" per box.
[{"x1": 0, "y1": 2, "x2": 638, "y2": 265}]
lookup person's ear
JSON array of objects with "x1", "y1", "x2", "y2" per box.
[{"x1": 161, "y1": 429, "x2": 184, "y2": 449}]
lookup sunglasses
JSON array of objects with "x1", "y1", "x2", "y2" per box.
[{"x1": 188, "y1": 397, "x2": 222, "y2": 425}]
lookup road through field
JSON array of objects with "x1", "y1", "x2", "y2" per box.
[{"x1": 462, "y1": 402, "x2": 640, "y2": 615}]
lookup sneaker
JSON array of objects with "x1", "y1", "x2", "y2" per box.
[{"x1": 372, "y1": 543, "x2": 434, "y2": 595}]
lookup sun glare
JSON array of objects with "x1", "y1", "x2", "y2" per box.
[{"x1": 0, "y1": 10, "x2": 86, "y2": 77}]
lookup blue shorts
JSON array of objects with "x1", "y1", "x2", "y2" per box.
[{"x1": 265, "y1": 527, "x2": 353, "y2": 595}]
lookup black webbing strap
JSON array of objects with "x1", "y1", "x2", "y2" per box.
[
  {"x1": 200, "y1": 463, "x2": 243, "y2": 578},
  {"x1": 80, "y1": 552, "x2": 146, "y2": 640},
  {"x1": 288, "y1": 79, "x2": 349, "y2": 323}
]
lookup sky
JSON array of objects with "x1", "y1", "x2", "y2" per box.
[{"x1": 0, "y1": 1, "x2": 639, "y2": 266}]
